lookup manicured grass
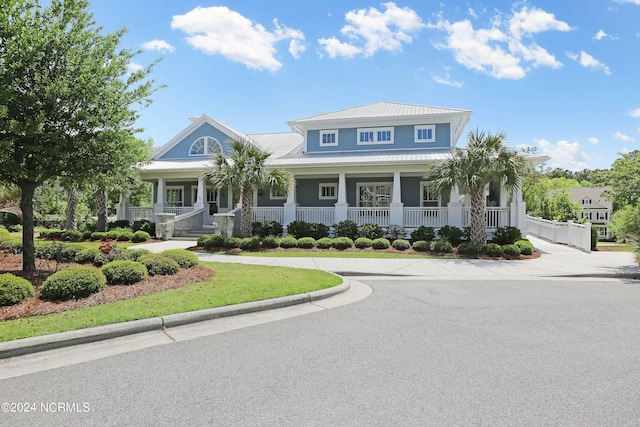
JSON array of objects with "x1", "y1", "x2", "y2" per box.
[
  {"x1": 595, "y1": 243, "x2": 637, "y2": 252},
  {"x1": 0, "y1": 261, "x2": 342, "y2": 343},
  {"x1": 232, "y1": 250, "x2": 438, "y2": 259}
]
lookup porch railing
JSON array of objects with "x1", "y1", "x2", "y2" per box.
[
  {"x1": 347, "y1": 208, "x2": 390, "y2": 227},
  {"x1": 252, "y1": 207, "x2": 284, "y2": 224},
  {"x1": 403, "y1": 208, "x2": 448, "y2": 228},
  {"x1": 164, "y1": 207, "x2": 193, "y2": 216},
  {"x1": 297, "y1": 207, "x2": 335, "y2": 225},
  {"x1": 126, "y1": 207, "x2": 154, "y2": 223},
  {"x1": 526, "y1": 215, "x2": 591, "y2": 252},
  {"x1": 462, "y1": 207, "x2": 510, "y2": 229}
]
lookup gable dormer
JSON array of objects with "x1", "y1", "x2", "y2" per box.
[{"x1": 287, "y1": 102, "x2": 472, "y2": 154}]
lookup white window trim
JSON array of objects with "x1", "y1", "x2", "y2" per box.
[
  {"x1": 356, "y1": 182, "x2": 393, "y2": 207},
  {"x1": 420, "y1": 182, "x2": 441, "y2": 207},
  {"x1": 189, "y1": 136, "x2": 223, "y2": 157},
  {"x1": 166, "y1": 186, "x2": 184, "y2": 207},
  {"x1": 357, "y1": 127, "x2": 394, "y2": 145},
  {"x1": 319, "y1": 130, "x2": 338, "y2": 147},
  {"x1": 319, "y1": 183, "x2": 338, "y2": 200},
  {"x1": 270, "y1": 188, "x2": 287, "y2": 200},
  {"x1": 415, "y1": 125, "x2": 436, "y2": 143}
]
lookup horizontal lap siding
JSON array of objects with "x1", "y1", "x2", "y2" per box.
[{"x1": 160, "y1": 123, "x2": 230, "y2": 160}]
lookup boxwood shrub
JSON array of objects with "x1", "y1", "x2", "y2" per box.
[
  {"x1": 457, "y1": 242, "x2": 479, "y2": 256},
  {"x1": 502, "y1": 244, "x2": 521, "y2": 257},
  {"x1": 481, "y1": 243, "x2": 503, "y2": 257},
  {"x1": 297, "y1": 237, "x2": 317, "y2": 249},
  {"x1": 223, "y1": 237, "x2": 242, "y2": 249},
  {"x1": 102, "y1": 260, "x2": 148, "y2": 285},
  {"x1": 492, "y1": 226, "x2": 522, "y2": 245},
  {"x1": 316, "y1": 237, "x2": 333, "y2": 249},
  {"x1": 392, "y1": 239, "x2": 411, "y2": 251},
  {"x1": 91, "y1": 232, "x2": 108, "y2": 241},
  {"x1": 161, "y1": 249, "x2": 199, "y2": 268},
  {"x1": 354, "y1": 237, "x2": 373, "y2": 249},
  {"x1": 137, "y1": 254, "x2": 180, "y2": 276},
  {"x1": 332, "y1": 237, "x2": 354, "y2": 250},
  {"x1": 438, "y1": 226, "x2": 464, "y2": 246},
  {"x1": 261, "y1": 236, "x2": 280, "y2": 249},
  {"x1": 411, "y1": 240, "x2": 431, "y2": 252},
  {"x1": 332, "y1": 220, "x2": 358, "y2": 240},
  {"x1": 198, "y1": 234, "x2": 225, "y2": 248},
  {"x1": 239, "y1": 237, "x2": 261, "y2": 251},
  {"x1": 75, "y1": 248, "x2": 101, "y2": 264},
  {"x1": 410, "y1": 226, "x2": 435, "y2": 243},
  {"x1": 252, "y1": 220, "x2": 284, "y2": 238},
  {"x1": 0, "y1": 273, "x2": 35, "y2": 306},
  {"x1": 279, "y1": 236, "x2": 298, "y2": 249},
  {"x1": 131, "y1": 230, "x2": 150, "y2": 243},
  {"x1": 515, "y1": 239, "x2": 534, "y2": 255},
  {"x1": 433, "y1": 240, "x2": 453, "y2": 253},
  {"x1": 372, "y1": 238, "x2": 390, "y2": 250},
  {"x1": 125, "y1": 248, "x2": 153, "y2": 261},
  {"x1": 40, "y1": 266, "x2": 106, "y2": 301},
  {"x1": 357, "y1": 223, "x2": 384, "y2": 240}
]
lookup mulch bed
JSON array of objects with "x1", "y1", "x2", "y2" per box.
[{"x1": 0, "y1": 253, "x2": 215, "y2": 321}]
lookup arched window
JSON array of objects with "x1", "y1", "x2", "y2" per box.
[{"x1": 189, "y1": 137, "x2": 222, "y2": 156}]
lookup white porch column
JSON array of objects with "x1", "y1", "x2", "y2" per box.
[
  {"x1": 510, "y1": 185, "x2": 526, "y2": 231},
  {"x1": 227, "y1": 185, "x2": 234, "y2": 210},
  {"x1": 447, "y1": 186, "x2": 463, "y2": 228},
  {"x1": 334, "y1": 172, "x2": 348, "y2": 222},
  {"x1": 284, "y1": 176, "x2": 297, "y2": 229},
  {"x1": 390, "y1": 171, "x2": 404, "y2": 225},
  {"x1": 116, "y1": 195, "x2": 130, "y2": 221},
  {"x1": 153, "y1": 178, "x2": 165, "y2": 215},
  {"x1": 194, "y1": 177, "x2": 205, "y2": 209}
]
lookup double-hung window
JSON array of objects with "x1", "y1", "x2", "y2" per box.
[
  {"x1": 357, "y1": 127, "x2": 394, "y2": 145},
  {"x1": 415, "y1": 125, "x2": 436, "y2": 143},
  {"x1": 166, "y1": 187, "x2": 184, "y2": 207},
  {"x1": 319, "y1": 183, "x2": 337, "y2": 200},
  {"x1": 320, "y1": 130, "x2": 338, "y2": 147}
]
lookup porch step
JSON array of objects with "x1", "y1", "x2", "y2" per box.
[{"x1": 171, "y1": 228, "x2": 216, "y2": 240}]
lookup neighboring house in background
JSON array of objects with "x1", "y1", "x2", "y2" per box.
[
  {"x1": 118, "y1": 102, "x2": 547, "y2": 238},
  {"x1": 568, "y1": 187, "x2": 613, "y2": 239}
]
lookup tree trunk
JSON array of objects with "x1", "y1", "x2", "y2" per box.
[
  {"x1": 95, "y1": 187, "x2": 108, "y2": 232},
  {"x1": 19, "y1": 182, "x2": 37, "y2": 272},
  {"x1": 240, "y1": 187, "x2": 253, "y2": 238},
  {"x1": 64, "y1": 187, "x2": 78, "y2": 230},
  {"x1": 470, "y1": 188, "x2": 487, "y2": 247}
]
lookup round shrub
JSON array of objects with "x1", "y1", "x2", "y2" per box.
[
  {"x1": 502, "y1": 244, "x2": 521, "y2": 257},
  {"x1": 385, "y1": 224, "x2": 406, "y2": 242},
  {"x1": 102, "y1": 260, "x2": 148, "y2": 285},
  {"x1": 253, "y1": 220, "x2": 284, "y2": 238},
  {"x1": 198, "y1": 234, "x2": 225, "y2": 248},
  {"x1": 354, "y1": 237, "x2": 373, "y2": 249},
  {"x1": 411, "y1": 226, "x2": 435, "y2": 243},
  {"x1": 297, "y1": 237, "x2": 317, "y2": 249},
  {"x1": 91, "y1": 232, "x2": 107, "y2": 241},
  {"x1": 372, "y1": 238, "x2": 390, "y2": 250},
  {"x1": 412, "y1": 240, "x2": 431, "y2": 252},
  {"x1": 61, "y1": 230, "x2": 83, "y2": 241},
  {"x1": 40, "y1": 266, "x2": 106, "y2": 301},
  {"x1": 333, "y1": 220, "x2": 358, "y2": 240},
  {"x1": 82, "y1": 230, "x2": 93, "y2": 240},
  {"x1": 125, "y1": 248, "x2": 153, "y2": 261},
  {"x1": 223, "y1": 237, "x2": 242, "y2": 249},
  {"x1": 35, "y1": 242, "x2": 65, "y2": 260},
  {"x1": 261, "y1": 236, "x2": 280, "y2": 249},
  {"x1": 357, "y1": 223, "x2": 384, "y2": 240},
  {"x1": 161, "y1": 249, "x2": 199, "y2": 268},
  {"x1": 239, "y1": 237, "x2": 261, "y2": 251},
  {"x1": 279, "y1": 236, "x2": 298, "y2": 249},
  {"x1": 0, "y1": 273, "x2": 35, "y2": 306},
  {"x1": 286, "y1": 221, "x2": 312, "y2": 239},
  {"x1": 392, "y1": 239, "x2": 411, "y2": 251},
  {"x1": 438, "y1": 226, "x2": 464, "y2": 246},
  {"x1": 316, "y1": 237, "x2": 333, "y2": 249},
  {"x1": 59, "y1": 244, "x2": 82, "y2": 262},
  {"x1": 492, "y1": 226, "x2": 523, "y2": 245},
  {"x1": 515, "y1": 239, "x2": 534, "y2": 255},
  {"x1": 332, "y1": 237, "x2": 354, "y2": 250},
  {"x1": 307, "y1": 223, "x2": 330, "y2": 240},
  {"x1": 131, "y1": 230, "x2": 150, "y2": 243},
  {"x1": 75, "y1": 248, "x2": 101, "y2": 264},
  {"x1": 433, "y1": 240, "x2": 453, "y2": 253},
  {"x1": 137, "y1": 254, "x2": 180, "y2": 276},
  {"x1": 481, "y1": 243, "x2": 503, "y2": 257},
  {"x1": 457, "y1": 242, "x2": 479, "y2": 256},
  {"x1": 116, "y1": 231, "x2": 134, "y2": 241}
]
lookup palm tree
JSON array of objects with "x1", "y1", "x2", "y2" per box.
[
  {"x1": 205, "y1": 139, "x2": 292, "y2": 238},
  {"x1": 428, "y1": 129, "x2": 527, "y2": 247}
]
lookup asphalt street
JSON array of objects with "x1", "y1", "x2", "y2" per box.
[{"x1": 2, "y1": 274, "x2": 639, "y2": 426}]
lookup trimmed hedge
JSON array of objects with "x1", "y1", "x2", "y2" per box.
[
  {"x1": 0, "y1": 273, "x2": 35, "y2": 306},
  {"x1": 131, "y1": 230, "x2": 151, "y2": 243},
  {"x1": 502, "y1": 244, "x2": 521, "y2": 257},
  {"x1": 261, "y1": 236, "x2": 280, "y2": 249},
  {"x1": 75, "y1": 248, "x2": 101, "y2": 264},
  {"x1": 372, "y1": 238, "x2": 390, "y2": 250},
  {"x1": 40, "y1": 266, "x2": 106, "y2": 301},
  {"x1": 481, "y1": 243, "x2": 503, "y2": 257},
  {"x1": 297, "y1": 237, "x2": 317, "y2": 249},
  {"x1": 223, "y1": 237, "x2": 242, "y2": 249},
  {"x1": 239, "y1": 237, "x2": 261, "y2": 251},
  {"x1": 198, "y1": 234, "x2": 225, "y2": 248},
  {"x1": 316, "y1": 237, "x2": 333, "y2": 249},
  {"x1": 137, "y1": 254, "x2": 180, "y2": 276},
  {"x1": 279, "y1": 236, "x2": 298, "y2": 249},
  {"x1": 332, "y1": 237, "x2": 354, "y2": 250},
  {"x1": 392, "y1": 239, "x2": 411, "y2": 251},
  {"x1": 102, "y1": 260, "x2": 148, "y2": 285},
  {"x1": 354, "y1": 237, "x2": 373, "y2": 249},
  {"x1": 412, "y1": 240, "x2": 431, "y2": 252},
  {"x1": 125, "y1": 248, "x2": 153, "y2": 261},
  {"x1": 457, "y1": 242, "x2": 479, "y2": 256},
  {"x1": 161, "y1": 249, "x2": 199, "y2": 268}
]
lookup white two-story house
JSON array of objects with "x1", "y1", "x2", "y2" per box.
[
  {"x1": 118, "y1": 102, "x2": 546, "y2": 238},
  {"x1": 568, "y1": 187, "x2": 613, "y2": 240}
]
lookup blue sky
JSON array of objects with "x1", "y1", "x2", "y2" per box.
[{"x1": 87, "y1": 0, "x2": 640, "y2": 171}]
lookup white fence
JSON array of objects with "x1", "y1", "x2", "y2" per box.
[
  {"x1": 347, "y1": 208, "x2": 390, "y2": 227},
  {"x1": 252, "y1": 207, "x2": 284, "y2": 224},
  {"x1": 526, "y1": 215, "x2": 592, "y2": 252},
  {"x1": 297, "y1": 207, "x2": 335, "y2": 225},
  {"x1": 403, "y1": 208, "x2": 448, "y2": 228},
  {"x1": 462, "y1": 207, "x2": 510, "y2": 229}
]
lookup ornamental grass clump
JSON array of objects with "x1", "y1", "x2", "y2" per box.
[
  {"x1": 101, "y1": 260, "x2": 148, "y2": 285},
  {"x1": 40, "y1": 267, "x2": 106, "y2": 301},
  {"x1": 0, "y1": 273, "x2": 35, "y2": 306},
  {"x1": 161, "y1": 249, "x2": 199, "y2": 268}
]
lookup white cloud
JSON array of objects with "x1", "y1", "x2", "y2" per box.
[
  {"x1": 429, "y1": 6, "x2": 570, "y2": 80},
  {"x1": 629, "y1": 108, "x2": 640, "y2": 118},
  {"x1": 433, "y1": 72, "x2": 463, "y2": 87},
  {"x1": 615, "y1": 0, "x2": 640, "y2": 4},
  {"x1": 533, "y1": 138, "x2": 590, "y2": 171},
  {"x1": 318, "y1": 2, "x2": 424, "y2": 58},
  {"x1": 588, "y1": 137, "x2": 598, "y2": 145},
  {"x1": 593, "y1": 29, "x2": 608, "y2": 40},
  {"x1": 171, "y1": 6, "x2": 304, "y2": 72},
  {"x1": 142, "y1": 39, "x2": 176, "y2": 53},
  {"x1": 127, "y1": 62, "x2": 144, "y2": 74},
  {"x1": 614, "y1": 132, "x2": 635, "y2": 141},
  {"x1": 567, "y1": 51, "x2": 612, "y2": 75}
]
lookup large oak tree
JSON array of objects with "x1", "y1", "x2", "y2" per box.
[{"x1": 0, "y1": 0, "x2": 159, "y2": 271}]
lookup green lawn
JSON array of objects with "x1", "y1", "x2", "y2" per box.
[
  {"x1": 595, "y1": 243, "x2": 637, "y2": 252},
  {"x1": 0, "y1": 262, "x2": 342, "y2": 343},
  {"x1": 227, "y1": 250, "x2": 439, "y2": 259}
]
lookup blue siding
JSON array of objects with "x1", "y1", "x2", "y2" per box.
[
  {"x1": 256, "y1": 190, "x2": 286, "y2": 207},
  {"x1": 306, "y1": 123, "x2": 450, "y2": 153},
  {"x1": 296, "y1": 179, "x2": 339, "y2": 207},
  {"x1": 160, "y1": 123, "x2": 230, "y2": 160}
]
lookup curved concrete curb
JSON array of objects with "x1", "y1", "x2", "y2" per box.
[{"x1": 0, "y1": 279, "x2": 350, "y2": 360}]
